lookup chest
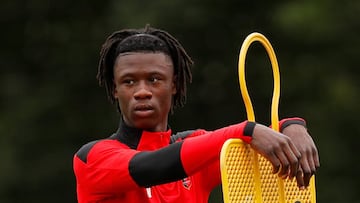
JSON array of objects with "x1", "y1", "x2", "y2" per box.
[{"x1": 117, "y1": 176, "x2": 209, "y2": 203}]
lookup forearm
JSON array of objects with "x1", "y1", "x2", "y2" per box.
[
  {"x1": 75, "y1": 121, "x2": 255, "y2": 193},
  {"x1": 180, "y1": 121, "x2": 254, "y2": 175},
  {"x1": 129, "y1": 142, "x2": 185, "y2": 187},
  {"x1": 130, "y1": 121, "x2": 254, "y2": 187}
]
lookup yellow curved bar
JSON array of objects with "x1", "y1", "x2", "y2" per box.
[
  {"x1": 238, "y1": 32, "x2": 283, "y2": 203},
  {"x1": 238, "y1": 32, "x2": 280, "y2": 131},
  {"x1": 221, "y1": 32, "x2": 316, "y2": 203}
]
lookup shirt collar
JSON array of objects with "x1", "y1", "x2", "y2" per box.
[{"x1": 111, "y1": 118, "x2": 172, "y2": 150}]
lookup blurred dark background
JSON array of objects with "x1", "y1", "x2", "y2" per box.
[{"x1": 1, "y1": 0, "x2": 359, "y2": 202}]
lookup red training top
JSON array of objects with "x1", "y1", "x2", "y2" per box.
[{"x1": 73, "y1": 117, "x2": 305, "y2": 203}]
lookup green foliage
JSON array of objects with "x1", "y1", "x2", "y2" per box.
[{"x1": 1, "y1": 0, "x2": 359, "y2": 202}]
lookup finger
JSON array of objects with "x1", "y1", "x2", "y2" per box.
[
  {"x1": 279, "y1": 141, "x2": 299, "y2": 179},
  {"x1": 307, "y1": 151, "x2": 316, "y2": 175},
  {"x1": 296, "y1": 168, "x2": 305, "y2": 190},
  {"x1": 288, "y1": 147, "x2": 300, "y2": 180},
  {"x1": 288, "y1": 139, "x2": 301, "y2": 160},
  {"x1": 299, "y1": 154, "x2": 310, "y2": 174},
  {"x1": 303, "y1": 164, "x2": 314, "y2": 187},
  {"x1": 299, "y1": 155, "x2": 311, "y2": 187},
  {"x1": 282, "y1": 137, "x2": 301, "y2": 179},
  {"x1": 303, "y1": 167, "x2": 312, "y2": 187},
  {"x1": 312, "y1": 148, "x2": 320, "y2": 168},
  {"x1": 266, "y1": 151, "x2": 282, "y2": 174},
  {"x1": 273, "y1": 163, "x2": 281, "y2": 175},
  {"x1": 274, "y1": 149, "x2": 290, "y2": 178}
]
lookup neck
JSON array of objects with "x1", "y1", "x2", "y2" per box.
[
  {"x1": 122, "y1": 116, "x2": 169, "y2": 132},
  {"x1": 111, "y1": 118, "x2": 172, "y2": 150}
]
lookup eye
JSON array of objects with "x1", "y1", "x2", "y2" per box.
[
  {"x1": 149, "y1": 76, "x2": 160, "y2": 83},
  {"x1": 123, "y1": 79, "x2": 135, "y2": 85}
]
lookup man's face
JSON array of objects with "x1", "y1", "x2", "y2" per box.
[{"x1": 113, "y1": 52, "x2": 176, "y2": 132}]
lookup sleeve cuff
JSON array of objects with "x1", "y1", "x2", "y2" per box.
[
  {"x1": 241, "y1": 121, "x2": 256, "y2": 143},
  {"x1": 279, "y1": 117, "x2": 306, "y2": 132}
]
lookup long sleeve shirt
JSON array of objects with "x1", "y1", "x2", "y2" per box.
[{"x1": 73, "y1": 120, "x2": 254, "y2": 203}]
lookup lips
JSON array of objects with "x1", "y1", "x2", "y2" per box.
[
  {"x1": 133, "y1": 104, "x2": 154, "y2": 117},
  {"x1": 134, "y1": 104, "x2": 154, "y2": 111}
]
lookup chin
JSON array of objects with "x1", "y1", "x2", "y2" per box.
[{"x1": 133, "y1": 119, "x2": 158, "y2": 131}]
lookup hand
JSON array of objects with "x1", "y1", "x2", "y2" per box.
[
  {"x1": 250, "y1": 124, "x2": 301, "y2": 180},
  {"x1": 282, "y1": 124, "x2": 320, "y2": 189}
]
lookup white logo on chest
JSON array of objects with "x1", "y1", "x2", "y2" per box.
[{"x1": 182, "y1": 177, "x2": 192, "y2": 190}]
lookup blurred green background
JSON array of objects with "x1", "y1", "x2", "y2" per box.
[{"x1": 1, "y1": 0, "x2": 359, "y2": 202}]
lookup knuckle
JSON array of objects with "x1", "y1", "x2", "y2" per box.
[
  {"x1": 268, "y1": 144, "x2": 279, "y2": 153},
  {"x1": 262, "y1": 147, "x2": 272, "y2": 156},
  {"x1": 303, "y1": 169, "x2": 312, "y2": 176},
  {"x1": 271, "y1": 140, "x2": 283, "y2": 149},
  {"x1": 298, "y1": 147, "x2": 308, "y2": 154},
  {"x1": 312, "y1": 148, "x2": 319, "y2": 156},
  {"x1": 290, "y1": 159, "x2": 298, "y2": 165},
  {"x1": 279, "y1": 141, "x2": 287, "y2": 148},
  {"x1": 282, "y1": 136, "x2": 291, "y2": 142}
]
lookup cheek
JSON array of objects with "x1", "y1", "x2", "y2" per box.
[
  {"x1": 162, "y1": 87, "x2": 175, "y2": 107},
  {"x1": 115, "y1": 89, "x2": 130, "y2": 111}
]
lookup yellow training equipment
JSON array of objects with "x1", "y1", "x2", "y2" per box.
[{"x1": 220, "y1": 33, "x2": 316, "y2": 203}]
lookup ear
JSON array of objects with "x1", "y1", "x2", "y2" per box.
[
  {"x1": 113, "y1": 80, "x2": 119, "y2": 99},
  {"x1": 172, "y1": 75, "x2": 177, "y2": 95}
]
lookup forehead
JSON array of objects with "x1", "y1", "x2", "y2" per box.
[{"x1": 114, "y1": 52, "x2": 174, "y2": 76}]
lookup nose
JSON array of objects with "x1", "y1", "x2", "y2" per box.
[{"x1": 134, "y1": 82, "x2": 152, "y2": 100}]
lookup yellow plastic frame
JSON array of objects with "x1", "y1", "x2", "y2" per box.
[{"x1": 220, "y1": 32, "x2": 316, "y2": 203}]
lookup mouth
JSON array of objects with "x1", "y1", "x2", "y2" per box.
[
  {"x1": 133, "y1": 104, "x2": 154, "y2": 117},
  {"x1": 134, "y1": 104, "x2": 154, "y2": 111}
]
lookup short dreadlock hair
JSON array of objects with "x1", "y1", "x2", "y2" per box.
[{"x1": 97, "y1": 25, "x2": 193, "y2": 111}]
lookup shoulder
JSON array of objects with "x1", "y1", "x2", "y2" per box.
[
  {"x1": 75, "y1": 138, "x2": 126, "y2": 163},
  {"x1": 170, "y1": 129, "x2": 207, "y2": 143},
  {"x1": 75, "y1": 139, "x2": 102, "y2": 163}
]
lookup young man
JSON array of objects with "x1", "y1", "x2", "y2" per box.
[{"x1": 73, "y1": 25, "x2": 319, "y2": 203}]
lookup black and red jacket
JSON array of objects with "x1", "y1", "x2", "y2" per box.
[{"x1": 73, "y1": 118, "x2": 305, "y2": 203}]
